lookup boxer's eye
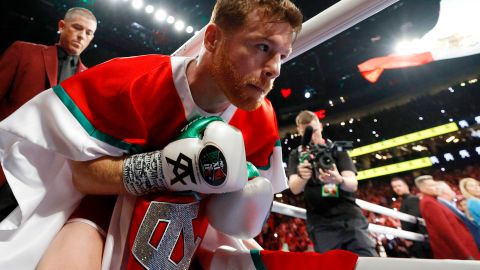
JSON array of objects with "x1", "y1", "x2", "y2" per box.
[{"x1": 257, "y1": 44, "x2": 270, "y2": 53}]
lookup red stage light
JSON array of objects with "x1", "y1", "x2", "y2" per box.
[
  {"x1": 315, "y1": 109, "x2": 326, "y2": 119},
  {"x1": 281, "y1": 88, "x2": 291, "y2": 98}
]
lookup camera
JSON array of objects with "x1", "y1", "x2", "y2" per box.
[
  {"x1": 298, "y1": 125, "x2": 353, "y2": 183},
  {"x1": 300, "y1": 140, "x2": 354, "y2": 171}
]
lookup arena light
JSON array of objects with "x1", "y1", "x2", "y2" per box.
[
  {"x1": 154, "y1": 9, "x2": 167, "y2": 21},
  {"x1": 167, "y1": 16, "x2": 175, "y2": 24},
  {"x1": 131, "y1": 0, "x2": 143, "y2": 10},
  {"x1": 186, "y1": 26, "x2": 194, "y2": 34},
  {"x1": 458, "y1": 120, "x2": 469, "y2": 128},
  {"x1": 357, "y1": 157, "x2": 433, "y2": 180},
  {"x1": 472, "y1": 129, "x2": 480, "y2": 138},
  {"x1": 348, "y1": 122, "x2": 459, "y2": 157},
  {"x1": 445, "y1": 135, "x2": 456, "y2": 143},
  {"x1": 174, "y1": 20, "x2": 185, "y2": 31},
  {"x1": 394, "y1": 38, "x2": 426, "y2": 55},
  {"x1": 145, "y1": 5, "x2": 154, "y2": 14}
]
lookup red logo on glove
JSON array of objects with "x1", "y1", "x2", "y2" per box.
[{"x1": 199, "y1": 145, "x2": 227, "y2": 186}]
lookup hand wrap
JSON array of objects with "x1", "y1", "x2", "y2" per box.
[{"x1": 123, "y1": 150, "x2": 166, "y2": 195}]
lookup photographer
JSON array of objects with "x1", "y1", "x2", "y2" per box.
[{"x1": 287, "y1": 110, "x2": 378, "y2": 256}]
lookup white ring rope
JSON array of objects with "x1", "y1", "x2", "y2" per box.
[
  {"x1": 272, "y1": 201, "x2": 426, "y2": 241},
  {"x1": 368, "y1": 223, "x2": 424, "y2": 242},
  {"x1": 356, "y1": 257, "x2": 480, "y2": 270},
  {"x1": 355, "y1": 199, "x2": 425, "y2": 225},
  {"x1": 173, "y1": 0, "x2": 399, "y2": 59},
  {"x1": 272, "y1": 199, "x2": 423, "y2": 224},
  {"x1": 284, "y1": 0, "x2": 399, "y2": 63}
]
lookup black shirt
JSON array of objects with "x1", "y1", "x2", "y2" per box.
[
  {"x1": 288, "y1": 144, "x2": 363, "y2": 221},
  {"x1": 56, "y1": 45, "x2": 79, "y2": 82},
  {"x1": 399, "y1": 194, "x2": 427, "y2": 234}
]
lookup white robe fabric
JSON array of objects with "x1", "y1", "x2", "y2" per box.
[{"x1": 0, "y1": 89, "x2": 126, "y2": 269}]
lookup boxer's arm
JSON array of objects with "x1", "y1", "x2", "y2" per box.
[
  {"x1": 70, "y1": 117, "x2": 248, "y2": 196},
  {"x1": 70, "y1": 156, "x2": 126, "y2": 195}
]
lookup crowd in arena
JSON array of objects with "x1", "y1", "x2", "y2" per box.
[
  {"x1": 256, "y1": 164, "x2": 480, "y2": 257},
  {"x1": 266, "y1": 82, "x2": 480, "y2": 255}
]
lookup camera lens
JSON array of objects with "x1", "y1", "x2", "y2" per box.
[{"x1": 319, "y1": 153, "x2": 334, "y2": 170}]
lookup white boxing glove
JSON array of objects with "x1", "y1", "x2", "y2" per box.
[
  {"x1": 123, "y1": 117, "x2": 248, "y2": 195},
  {"x1": 206, "y1": 163, "x2": 274, "y2": 239}
]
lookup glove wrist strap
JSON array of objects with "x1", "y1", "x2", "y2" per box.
[{"x1": 123, "y1": 150, "x2": 166, "y2": 195}]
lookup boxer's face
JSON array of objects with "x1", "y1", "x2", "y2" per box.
[{"x1": 210, "y1": 10, "x2": 294, "y2": 111}]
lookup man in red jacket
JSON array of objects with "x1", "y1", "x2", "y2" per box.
[
  {"x1": 0, "y1": 7, "x2": 97, "y2": 220},
  {"x1": 415, "y1": 175, "x2": 479, "y2": 259}
]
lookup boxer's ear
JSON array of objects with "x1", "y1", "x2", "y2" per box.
[{"x1": 203, "y1": 23, "x2": 223, "y2": 52}]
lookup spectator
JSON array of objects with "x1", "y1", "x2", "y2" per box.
[
  {"x1": 415, "y1": 175, "x2": 479, "y2": 259},
  {"x1": 0, "y1": 7, "x2": 97, "y2": 221},
  {"x1": 458, "y1": 196, "x2": 469, "y2": 215},
  {"x1": 437, "y1": 181, "x2": 480, "y2": 249},
  {"x1": 390, "y1": 177, "x2": 431, "y2": 258},
  {"x1": 459, "y1": 177, "x2": 480, "y2": 225}
]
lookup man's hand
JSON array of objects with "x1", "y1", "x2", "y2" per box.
[
  {"x1": 317, "y1": 164, "x2": 343, "y2": 185},
  {"x1": 297, "y1": 159, "x2": 313, "y2": 180}
]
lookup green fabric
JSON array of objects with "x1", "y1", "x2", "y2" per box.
[
  {"x1": 247, "y1": 162, "x2": 261, "y2": 178},
  {"x1": 176, "y1": 116, "x2": 224, "y2": 139},
  {"x1": 52, "y1": 85, "x2": 142, "y2": 153},
  {"x1": 250, "y1": 250, "x2": 267, "y2": 270}
]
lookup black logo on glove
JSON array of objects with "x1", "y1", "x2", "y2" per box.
[
  {"x1": 166, "y1": 153, "x2": 196, "y2": 185},
  {"x1": 199, "y1": 145, "x2": 227, "y2": 186}
]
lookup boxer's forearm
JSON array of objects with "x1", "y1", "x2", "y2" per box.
[{"x1": 69, "y1": 156, "x2": 127, "y2": 195}]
